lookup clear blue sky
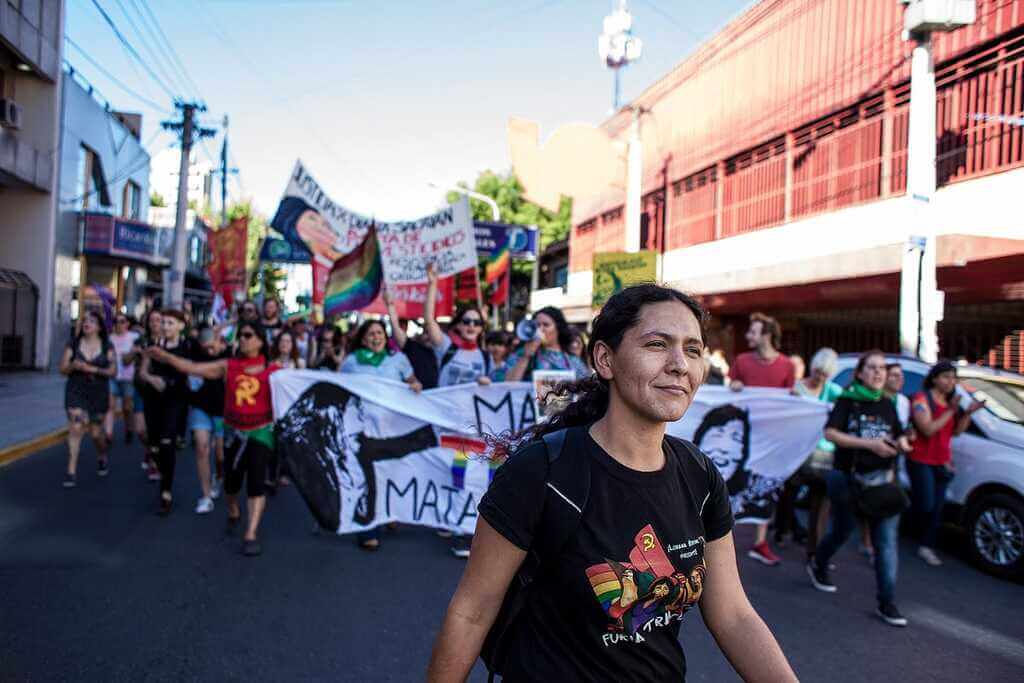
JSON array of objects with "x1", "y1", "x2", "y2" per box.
[{"x1": 67, "y1": 0, "x2": 754, "y2": 220}]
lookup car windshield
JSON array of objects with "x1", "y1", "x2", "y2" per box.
[{"x1": 960, "y1": 377, "x2": 1024, "y2": 425}]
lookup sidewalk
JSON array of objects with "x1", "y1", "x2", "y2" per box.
[{"x1": 0, "y1": 371, "x2": 68, "y2": 455}]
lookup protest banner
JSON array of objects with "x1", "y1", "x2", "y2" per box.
[
  {"x1": 208, "y1": 217, "x2": 248, "y2": 304},
  {"x1": 592, "y1": 251, "x2": 658, "y2": 308},
  {"x1": 270, "y1": 373, "x2": 828, "y2": 534},
  {"x1": 375, "y1": 196, "x2": 477, "y2": 285},
  {"x1": 258, "y1": 236, "x2": 312, "y2": 264}
]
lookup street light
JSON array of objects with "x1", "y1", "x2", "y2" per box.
[
  {"x1": 428, "y1": 182, "x2": 500, "y2": 222},
  {"x1": 598, "y1": 1, "x2": 643, "y2": 112},
  {"x1": 899, "y1": 0, "x2": 976, "y2": 362}
]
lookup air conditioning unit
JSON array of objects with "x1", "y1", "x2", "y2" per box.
[
  {"x1": 0, "y1": 98, "x2": 22, "y2": 129},
  {"x1": 903, "y1": 0, "x2": 977, "y2": 35}
]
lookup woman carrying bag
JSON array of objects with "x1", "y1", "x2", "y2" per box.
[
  {"x1": 427, "y1": 284, "x2": 795, "y2": 683},
  {"x1": 807, "y1": 350, "x2": 912, "y2": 627}
]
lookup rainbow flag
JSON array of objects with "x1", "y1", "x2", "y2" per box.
[
  {"x1": 324, "y1": 226, "x2": 382, "y2": 315},
  {"x1": 485, "y1": 237, "x2": 510, "y2": 305},
  {"x1": 587, "y1": 563, "x2": 624, "y2": 613},
  {"x1": 441, "y1": 434, "x2": 488, "y2": 490}
]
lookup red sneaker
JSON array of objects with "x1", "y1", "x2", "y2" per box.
[{"x1": 747, "y1": 541, "x2": 781, "y2": 566}]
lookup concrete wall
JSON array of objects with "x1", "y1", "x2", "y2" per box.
[
  {"x1": 51, "y1": 71, "x2": 151, "y2": 368},
  {"x1": 0, "y1": 3, "x2": 64, "y2": 369}
]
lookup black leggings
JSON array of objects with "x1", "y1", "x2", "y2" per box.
[
  {"x1": 225, "y1": 432, "x2": 271, "y2": 499},
  {"x1": 151, "y1": 394, "x2": 187, "y2": 495}
]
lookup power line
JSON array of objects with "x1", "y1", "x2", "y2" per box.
[
  {"x1": 64, "y1": 36, "x2": 169, "y2": 113},
  {"x1": 111, "y1": 0, "x2": 190, "y2": 97},
  {"x1": 89, "y1": 0, "x2": 177, "y2": 99},
  {"x1": 133, "y1": 0, "x2": 206, "y2": 100}
]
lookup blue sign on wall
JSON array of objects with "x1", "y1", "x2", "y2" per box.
[
  {"x1": 83, "y1": 213, "x2": 170, "y2": 266},
  {"x1": 473, "y1": 221, "x2": 538, "y2": 260}
]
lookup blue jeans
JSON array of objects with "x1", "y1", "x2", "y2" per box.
[
  {"x1": 815, "y1": 470, "x2": 900, "y2": 606},
  {"x1": 906, "y1": 460, "x2": 952, "y2": 548}
]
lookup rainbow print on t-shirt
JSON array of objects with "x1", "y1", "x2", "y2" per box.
[{"x1": 440, "y1": 434, "x2": 489, "y2": 490}]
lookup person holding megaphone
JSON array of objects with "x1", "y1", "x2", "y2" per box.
[{"x1": 495, "y1": 307, "x2": 589, "y2": 382}]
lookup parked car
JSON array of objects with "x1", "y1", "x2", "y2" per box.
[{"x1": 831, "y1": 354, "x2": 1024, "y2": 580}]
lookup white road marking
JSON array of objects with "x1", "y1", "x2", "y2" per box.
[{"x1": 907, "y1": 605, "x2": 1024, "y2": 667}]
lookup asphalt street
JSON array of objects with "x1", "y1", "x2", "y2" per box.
[{"x1": 2, "y1": 429, "x2": 1023, "y2": 682}]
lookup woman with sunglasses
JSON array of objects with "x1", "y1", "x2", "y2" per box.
[
  {"x1": 340, "y1": 318, "x2": 423, "y2": 550},
  {"x1": 147, "y1": 321, "x2": 280, "y2": 556},
  {"x1": 420, "y1": 265, "x2": 493, "y2": 389},
  {"x1": 137, "y1": 310, "x2": 191, "y2": 515},
  {"x1": 59, "y1": 310, "x2": 116, "y2": 488}
]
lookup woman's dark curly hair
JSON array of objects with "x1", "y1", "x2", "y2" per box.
[
  {"x1": 491, "y1": 284, "x2": 706, "y2": 458},
  {"x1": 352, "y1": 319, "x2": 393, "y2": 354}
]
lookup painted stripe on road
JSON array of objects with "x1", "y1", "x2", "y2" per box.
[
  {"x1": 908, "y1": 605, "x2": 1024, "y2": 667},
  {"x1": 0, "y1": 428, "x2": 67, "y2": 467}
]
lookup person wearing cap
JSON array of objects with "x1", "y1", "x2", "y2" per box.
[{"x1": 908, "y1": 360, "x2": 986, "y2": 567}]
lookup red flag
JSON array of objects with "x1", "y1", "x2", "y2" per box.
[{"x1": 208, "y1": 217, "x2": 248, "y2": 305}]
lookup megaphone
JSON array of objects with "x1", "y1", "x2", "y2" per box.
[{"x1": 516, "y1": 318, "x2": 541, "y2": 342}]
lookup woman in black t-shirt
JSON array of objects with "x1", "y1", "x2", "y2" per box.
[
  {"x1": 427, "y1": 285, "x2": 796, "y2": 683},
  {"x1": 807, "y1": 350, "x2": 912, "y2": 628},
  {"x1": 138, "y1": 309, "x2": 191, "y2": 515}
]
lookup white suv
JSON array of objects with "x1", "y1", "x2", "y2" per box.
[{"x1": 831, "y1": 354, "x2": 1024, "y2": 580}]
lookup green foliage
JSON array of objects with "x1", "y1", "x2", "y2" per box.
[
  {"x1": 149, "y1": 191, "x2": 166, "y2": 207},
  {"x1": 445, "y1": 170, "x2": 572, "y2": 252}
]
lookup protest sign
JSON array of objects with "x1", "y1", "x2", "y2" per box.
[
  {"x1": 592, "y1": 251, "x2": 658, "y2": 308},
  {"x1": 532, "y1": 370, "x2": 576, "y2": 421},
  {"x1": 270, "y1": 374, "x2": 828, "y2": 534},
  {"x1": 375, "y1": 196, "x2": 477, "y2": 285}
]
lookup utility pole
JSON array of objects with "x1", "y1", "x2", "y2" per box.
[
  {"x1": 898, "y1": 1, "x2": 975, "y2": 362},
  {"x1": 218, "y1": 114, "x2": 239, "y2": 227},
  {"x1": 162, "y1": 101, "x2": 216, "y2": 310}
]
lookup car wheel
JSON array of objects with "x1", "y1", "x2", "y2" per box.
[{"x1": 965, "y1": 493, "x2": 1024, "y2": 580}]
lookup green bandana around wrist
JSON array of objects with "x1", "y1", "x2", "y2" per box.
[
  {"x1": 355, "y1": 348, "x2": 387, "y2": 367},
  {"x1": 840, "y1": 381, "x2": 883, "y2": 403}
]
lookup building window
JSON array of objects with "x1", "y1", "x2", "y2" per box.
[
  {"x1": 122, "y1": 181, "x2": 141, "y2": 220},
  {"x1": 76, "y1": 145, "x2": 111, "y2": 210}
]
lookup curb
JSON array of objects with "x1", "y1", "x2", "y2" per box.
[{"x1": 0, "y1": 428, "x2": 68, "y2": 468}]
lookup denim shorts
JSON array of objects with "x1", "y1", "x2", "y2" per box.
[
  {"x1": 187, "y1": 407, "x2": 224, "y2": 438},
  {"x1": 109, "y1": 379, "x2": 141, "y2": 410}
]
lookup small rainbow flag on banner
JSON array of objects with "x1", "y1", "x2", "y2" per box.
[
  {"x1": 324, "y1": 226, "x2": 382, "y2": 316},
  {"x1": 441, "y1": 434, "x2": 489, "y2": 490},
  {"x1": 484, "y1": 236, "x2": 510, "y2": 305}
]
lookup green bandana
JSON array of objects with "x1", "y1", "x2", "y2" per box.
[
  {"x1": 840, "y1": 381, "x2": 883, "y2": 403},
  {"x1": 355, "y1": 348, "x2": 387, "y2": 367}
]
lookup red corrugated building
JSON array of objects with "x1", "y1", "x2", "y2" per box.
[{"x1": 515, "y1": 0, "x2": 1024, "y2": 364}]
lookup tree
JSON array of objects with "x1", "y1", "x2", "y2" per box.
[
  {"x1": 446, "y1": 171, "x2": 572, "y2": 251},
  {"x1": 150, "y1": 191, "x2": 167, "y2": 207}
]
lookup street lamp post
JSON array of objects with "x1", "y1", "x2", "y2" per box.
[
  {"x1": 899, "y1": 0, "x2": 976, "y2": 362},
  {"x1": 597, "y1": 1, "x2": 643, "y2": 113},
  {"x1": 430, "y1": 183, "x2": 497, "y2": 323}
]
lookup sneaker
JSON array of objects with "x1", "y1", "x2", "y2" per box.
[
  {"x1": 63, "y1": 473, "x2": 76, "y2": 489},
  {"x1": 877, "y1": 602, "x2": 908, "y2": 627},
  {"x1": 806, "y1": 560, "x2": 837, "y2": 593},
  {"x1": 195, "y1": 497, "x2": 214, "y2": 514},
  {"x1": 242, "y1": 539, "x2": 262, "y2": 557},
  {"x1": 97, "y1": 459, "x2": 109, "y2": 477},
  {"x1": 747, "y1": 541, "x2": 781, "y2": 566},
  {"x1": 141, "y1": 460, "x2": 149, "y2": 471},
  {"x1": 146, "y1": 463, "x2": 161, "y2": 482},
  {"x1": 918, "y1": 546, "x2": 943, "y2": 567},
  {"x1": 451, "y1": 535, "x2": 472, "y2": 559},
  {"x1": 436, "y1": 529, "x2": 454, "y2": 539},
  {"x1": 210, "y1": 477, "x2": 222, "y2": 500}
]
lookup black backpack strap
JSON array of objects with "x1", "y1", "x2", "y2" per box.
[
  {"x1": 438, "y1": 343, "x2": 459, "y2": 373},
  {"x1": 533, "y1": 427, "x2": 590, "y2": 559}
]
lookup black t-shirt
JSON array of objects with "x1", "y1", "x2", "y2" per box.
[
  {"x1": 402, "y1": 338, "x2": 439, "y2": 390},
  {"x1": 149, "y1": 342, "x2": 191, "y2": 398},
  {"x1": 827, "y1": 396, "x2": 903, "y2": 473},
  {"x1": 188, "y1": 346, "x2": 231, "y2": 417},
  {"x1": 479, "y1": 431, "x2": 734, "y2": 682}
]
